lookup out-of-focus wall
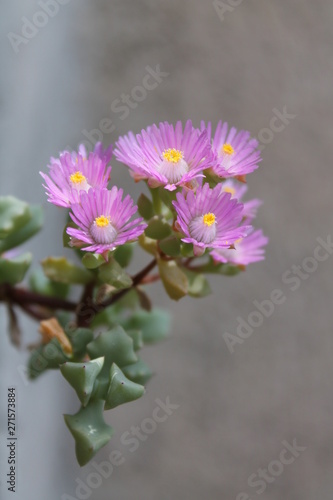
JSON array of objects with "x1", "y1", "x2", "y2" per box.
[{"x1": 1, "y1": 1, "x2": 333, "y2": 499}]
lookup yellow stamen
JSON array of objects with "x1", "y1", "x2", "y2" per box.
[
  {"x1": 222, "y1": 143, "x2": 235, "y2": 156},
  {"x1": 223, "y1": 186, "x2": 236, "y2": 196},
  {"x1": 203, "y1": 213, "x2": 216, "y2": 226},
  {"x1": 70, "y1": 171, "x2": 87, "y2": 184},
  {"x1": 162, "y1": 148, "x2": 183, "y2": 163},
  {"x1": 95, "y1": 215, "x2": 110, "y2": 227}
]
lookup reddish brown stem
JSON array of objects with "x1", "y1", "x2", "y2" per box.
[{"x1": 0, "y1": 258, "x2": 158, "y2": 327}]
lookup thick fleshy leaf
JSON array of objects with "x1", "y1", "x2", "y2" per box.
[
  {"x1": 145, "y1": 217, "x2": 172, "y2": 240},
  {"x1": 87, "y1": 326, "x2": 137, "y2": 368},
  {"x1": 81, "y1": 252, "x2": 105, "y2": 270},
  {"x1": 65, "y1": 327, "x2": 94, "y2": 358},
  {"x1": 42, "y1": 257, "x2": 92, "y2": 285},
  {"x1": 113, "y1": 243, "x2": 134, "y2": 268},
  {"x1": 28, "y1": 338, "x2": 69, "y2": 379},
  {"x1": 138, "y1": 234, "x2": 158, "y2": 256},
  {"x1": 180, "y1": 242, "x2": 194, "y2": 257},
  {"x1": 126, "y1": 330, "x2": 143, "y2": 351},
  {"x1": 0, "y1": 205, "x2": 43, "y2": 253},
  {"x1": 0, "y1": 196, "x2": 31, "y2": 239},
  {"x1": 0, "y1": 253, "x2": 32, "y2": 285},
  {"x1": 137, "y1": 193, "x2": 154, "y2": 220},
  {"x1": 190, "y1": 258, "x2": 241, "y2": 276},
  {"x1": 218, "y1": 264, "x2": 241, "y2": 276},
  {"x1": 157, "y1": 186, "x2": 178, "y2": 208},
  {"x1": 159, "y1": 236, "x2": 181, "y2": 257},
  {"x1": 87, "y1": 326, "x2": 138, "y2": 399},
  {"x1": 183, "y1": 269, "x2": 212, "y2": 298},
  {"x1": 29, "y1": 268, "x2": 69, "y2": 299},
  {"x1": 64, "y1": 399, "x2": 114, "y2": 466},
  {"x1": 98, "y1": 258, "x2": 132, "y2": 289},
  {"x1": 122, "y1": 308, "x2": 170, "y2": 344},
  {"x1": 122, "y1": 359, "x2": 153, "y2": 386},
  {"x1": 158, "y1": 259, "x2": 188, "y2": 301},
  {"x1": 104, "y1": 363, "x2": 145, "y2": 410},
  {"x1": 61, "y1": 358, "x2": 104, "y2": 407}
]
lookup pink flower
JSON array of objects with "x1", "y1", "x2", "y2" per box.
[
  {"x1": 40, "y1": 143, "x2": 112, "y2": 208},
  {"x1": 202, "y1": 120, "x2": 261, "y2": 178},
  {"x1": 173, "y1": 183, "x2": 251, "y2": 256},
  {"x1": 66, "y1": 188, "x2": 146, "y2": 254},
  {"x1": 114, "y1": 121, "x2": 215, "y2": 191}
]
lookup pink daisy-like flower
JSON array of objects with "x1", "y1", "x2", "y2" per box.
[
  {"x1": 220, "y1": 179, "x2": 262, "y2": 222},
  {"x1": 40, "y1": 144, "x2": 112, "y2": 208},
  {"x1": 210, "y1": 229, "x2": 268, "y2": 266},
  {"x1": 66, "y1": 188, "x2": 146, "y2": 254},
  {"x1": 114, "y1": 120, "x2": 215, "y2": 191},
  {"x1": 201, "y1": 120, "x2": 261, "y2": 178},
  {"x1": 172, "y1": 183, "x2": 251, "y2": 256}
]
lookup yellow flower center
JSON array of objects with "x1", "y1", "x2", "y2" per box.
[
  {"x1": 70, "y1": 171, "x2": 87, "y2": 184},
  {"x1": 203, "y1": 213, "x2": 216, "y2": 226},
  {"x1": 95, "y1": 215, "x2": 110, "y2": 227},
  {"x1": 222, "y1": 143, "x2": 235, "y2": 156},
  {"x1": 223, "y1": 186, "x2": 236, "y2": 196},
  {"x1": 162, "y1": 148, "x2": 183, "y2": 163}
]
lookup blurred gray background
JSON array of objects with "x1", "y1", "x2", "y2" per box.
[{"x1": 1, "y1": 1, "x2": 333, "y2": 499}]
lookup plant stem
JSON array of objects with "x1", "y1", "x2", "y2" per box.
[{"x1": 0, "y1": 258, "x2": 158, "y2": 326}]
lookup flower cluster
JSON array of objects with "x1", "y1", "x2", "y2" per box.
[
  {"x1": 114, "y1": 120, "x2": 267, "y2": 266},
  {"x1": 40, "y1": 142, "x2": 146, "y2": 255},
  {"x1": 41, "y1": 120, "x2": 267, "y2": 265},
  {"x1": 36, "y1": 119, "x2": 269, "y2": 467}
]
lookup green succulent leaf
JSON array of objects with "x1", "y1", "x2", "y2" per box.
[
  {"x1": 159, "y1": 236, "x2": 181, "y2": 257},
  {"x1": 64, "y1": 399, "x2": 114, "y2": 467},
  {"x1": 61, "y1": 357, "x2": 105, "y2": 407},
  {"x1": 145, "y1": 217, "x2": 172, "y2": 240},
  {"x1": 183, "y1": 269, "x2": 212, "y2": 298},
  {"x1": 81, "y1": 252, "x2": 106, "y2": 270},
  {"x1": 0, "y1": 196, "x2": 31, "y2": 239},
  {"x1": 126, "y1": 330, "x2": 144, "y2": 351},
  {"x1": 189, "y1": 258, "x2": 241, "y2": 276},
  {"x1": 0, "y1": 252, "x2": 32, "y2": 285},
  {"x1": 86, "y1": 325, "x2": 138, "y2": 398},
  {"x1": 0, "y1": 205, "x2": 43, "y2": 253},
  {"x1": 180, "y1": 242, "x2": 194, "y2": 257},
  {"x1": 137, "y1": 193, "x2": 154, "y2": 220},
  {"x1": 138, "y1": 234, "x2": 158, "y2": 256},
  {"x1": 104, "y1": 363, "x2": 145, "y2": 410},
  {"x1": 29, "y1": 268, "x2": 69, "y2": 299},
  {"x1": 122, "y1": 308, "x2": 170, "y2": 344},
  {"x1": 98, "y1": 257, "x2": 133, "y2": 289},
  {"x1": 113, "y1": 243, "x2": 134, "y2": 268},
  {"x1": 218, "y1": 264, "x2": 242, "y2": 276},
  {"x1": 122, "y1": 359, "x2": 153, "y2": 386},
  {"x1": 158, "y1": 259, "x2": 188, "y2": 301},
  {"x1": 42, "y1": 256, "x2": 93, "y2": 285},
  {"x1": 65, "y1": 327, "x2": 94, "y2": 358},
  {"x1": 28, "y1": 338, "x2": 69, "y2": 379},
  {"x1": 87, "y1": 326, "x2": 137, "y2": 368}
]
